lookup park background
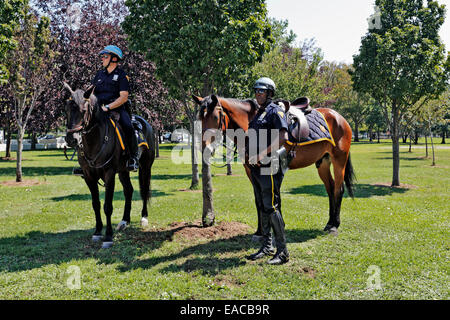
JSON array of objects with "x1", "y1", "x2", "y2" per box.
[{"x1": 0, "y1": 0, "x2": 449, "y2": 299}]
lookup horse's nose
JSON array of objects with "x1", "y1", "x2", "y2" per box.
[{"x1": 65, "y1": 134, "x2": 77, "y2": 148}]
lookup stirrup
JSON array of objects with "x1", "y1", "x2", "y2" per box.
[{"x1": 127, "y1": 158, "x2": 139, "y2": 172}]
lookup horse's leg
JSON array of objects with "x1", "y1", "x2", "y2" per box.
[
  {"x1": 316, "y1": 155, "x2": 336, "y2": 232},
  {"x1": 138, "y1": 156, "x2": 151, "y2": 227},
  {"x1": 116, "y1": 171, "x2": 133, "y2": 231},
  {"x1": 102, "y1": 171, "x2": 116, "y2": 248},
  {"x1": 85, "y1": 176, "x2": 103, "y2": 241},
  {"x1": 330, "y1": 154, "x2": 348, "y2": 233}
]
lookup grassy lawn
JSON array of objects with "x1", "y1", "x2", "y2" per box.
[{"x1": 0, "y1": 140, "x2": 448, "y2": 300}]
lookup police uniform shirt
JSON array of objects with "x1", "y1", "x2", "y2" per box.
[
  {"x1": 248, "y1": 101, "x2": 288, "y2": 157},
  {"x1": 91, "y1": 67, "x2": 130, "y2": 107}
]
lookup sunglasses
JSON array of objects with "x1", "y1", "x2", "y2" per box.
[
  {"x1": 255, "y1": 89, "x2": 267, "y2": 94},
  {"x1": 100, "y1": 54, "x2": 110, "y2": 59}
]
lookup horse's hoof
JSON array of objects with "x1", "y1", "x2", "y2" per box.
[
  {"x1": 101, "y1": 241, "x2": 113, "y2": 249},
  {"x1": 323, "y1": 224, "x2": 333, "y2": 232},
  {"x1": 116, "y1": 220, "x2": 129, "y2": 231},
  {"x1": 327, "y1": 227, "x2": 339, "y2": 236},
  {"x1": 92, "y1": 235, "x2": 102, "y2": 242},
  {"x1": 141, "y1": 217, "x2": 148, "y2": 227}
]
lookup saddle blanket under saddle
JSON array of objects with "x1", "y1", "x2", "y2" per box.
[
  {"x1": 110, "y1": 112, "x2": 150, "y2": 150},
  {"x1": 287, "y1": 109, "x2": 335, "y2": 147}
]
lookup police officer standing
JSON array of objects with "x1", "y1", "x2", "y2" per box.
[{"x1": 247, "y1": 77, "x2": 290, "y2": 265}]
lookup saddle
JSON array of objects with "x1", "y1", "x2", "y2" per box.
[
  {"x1": 110, "y1": 111, "x2": 149, "y2": 151},
  {"x1": 276, "y1": 96, "x2": 311, "y2": 142}
]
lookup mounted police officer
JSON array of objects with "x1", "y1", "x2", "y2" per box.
[
  {"x1": 247, "y1": 77, "x2": 290, "y2": 265},
  {"x1": 73, "y1": 45, "x2": 138, "y2": 175}
]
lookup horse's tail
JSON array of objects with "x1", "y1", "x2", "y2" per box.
[
  {"x1": 344, "y1": 153, "x2": 356, "y2": 198},
  {"x1": 135, "y1": 115, "x2": 155, "y2": 203}
]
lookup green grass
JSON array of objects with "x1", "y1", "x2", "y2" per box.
[{"x1": 0, "y1": 140, "x2": 448, "y2": 300}]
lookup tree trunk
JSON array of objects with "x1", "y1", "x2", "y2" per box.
[
  {"x1": 441, "y1": 127, "x2": 446, "y2": 144},
  {"x1": 409, "y1": 131, "x2": 412, "y2": 153},
  {"x1": 16, "y1": 129, "x2": 24, "y2": 182},
  {"x1": 425, "y1": 134, "x2": 428, "y2": 158},
  {"x1": 353, "y1": 122, "x2": 359, "y2": 142},
  {"x1": 201, "y1": 156, "x2": 215, "y2": 226},
  {"x1": 5, "y1": 125, "x2": 12, "y2": 158},
  {"x1": 189, "y1": 119, "x2": 199, "y2": 189},
  {"x1": 31, "y1": 132, "x2": 37, "y2": 150},
  {"x1": 429, "y1": 121, "x2": 435, "y2": 166},
  {"x1": 155, "y1": 129, "x2": 159, "y2": 158},
  {"x1": 391, "y1": 104, "x2": 400, "y2": 186}
]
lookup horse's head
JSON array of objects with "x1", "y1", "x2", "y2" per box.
[
  {"x1": 193, "y1": 94, "x2": 227, "y2": 152},
  {"x1": 63, "y1": 82, "x2": 98, "y2": 148}
]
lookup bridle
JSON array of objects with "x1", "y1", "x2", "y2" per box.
[
  {"x1": 67, "y1": 98, "x2": 93, "y2": 133},
  {"x1": 202, "y1": 99, "x2": 238, "y2": 167},
  {"x1": 66, "y1": 97, "x2": 116, "y2": 169}
]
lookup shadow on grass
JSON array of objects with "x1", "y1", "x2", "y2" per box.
[
  {"x1": 0, "y1": 166, "x2": 71, "y2": 176},
  {"x1": 0, "y1": 225, "x2": 323, "y2": 276},
  {"x1": 288, "y1": 183, "x2": 409, "y2": 198},
  {"x1": 50, "y1": 189, "x2": 171, "y2": 202}
]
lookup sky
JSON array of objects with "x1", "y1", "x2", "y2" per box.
[{"x1": 266, "y1": 0, "x2": 450, "y2": 64}]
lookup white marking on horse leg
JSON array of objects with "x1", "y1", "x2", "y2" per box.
[
  {"x1": 116, "y1": 220, "x2": 129, "y2": 231},
  {"x1": 141, "y1": 217, "x2": 148, "y2": 227}
]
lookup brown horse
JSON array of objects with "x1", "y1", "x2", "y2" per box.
[{"x1": 194, "y1": 94, "x2": 355, "y2": 235}]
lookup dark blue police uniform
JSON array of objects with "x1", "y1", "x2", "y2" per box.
[
  {"x1": 248, "y1": 100, "x2": 290, "y2": 262},
  {"x1": 91, "y1": 67, "x2": 135, "y2": 154}
]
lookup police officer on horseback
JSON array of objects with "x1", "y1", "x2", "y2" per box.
[
  {"x1": 247, "y1": 77, "x2": 290, "y2": 265},
  {"x1": 73, "y1": 45, "x2": 138, "y2": 175}
]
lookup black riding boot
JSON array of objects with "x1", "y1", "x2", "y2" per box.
[
  {"x1": 267, "y1": 211, "x2": 289, "y2": 265},
  {"x1": 247, "y1": 213, "x2": 275, "y2": 260},
  {"x1": 127, "y1": 131, "x2": 139, "y2": 172}
]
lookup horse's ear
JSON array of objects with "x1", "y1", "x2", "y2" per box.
[
  {"x1": 63, "y1": 82, "x2": 75, "y2": 95},
  {"x1": 83, "y1": 85, "x2": 95, "y2": 100},
  {"x1": 192, "y1": 95, "x2": 203, "y2": 105},
  {"x1": 211, "y1": 94, "x2": 218, "y2": 106}
]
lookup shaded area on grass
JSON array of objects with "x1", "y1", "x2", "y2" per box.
[
  {"x1": 0, "y1": 223, "x2": 323, "y2": 276},
  {"x1": 50, "y1": 189, "x2": 171, "y2": 202},
  {"x1": 288, "y1": 183, "x2": 410, "y2": 198}
]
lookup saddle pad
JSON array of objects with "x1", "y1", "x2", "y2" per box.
[
  {"x1": 287, "y1": 109, "x2": 335, "y2": 147},
  {"x1": 137, "y1": 130, "x2": 149, "y2": 149}
]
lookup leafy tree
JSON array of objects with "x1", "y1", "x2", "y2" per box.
[
  {"x1": 123, "y1": 0, "x2": 272, "y2": 226},
  {"x1": 0, "y1": 0, "x2": 26, "y2": 84},
  {"x1": 351, "y1": 0, "x2": 450, "y2": 186},
  {"x1": 332, "y1": 64, "x2": 371, "y2": 142},
  {"x1": 3, "y1": 1, "x2": 56, "y2": 182},
  {"x1": 32, "y1": 0, "x2": 179, "y2": 136},
  {"x1": 365, "y1": 101, "x2": 386, "y2": 143},
  {"x1": 251, "y1": 41, "x2": 327, "y2": 103}
]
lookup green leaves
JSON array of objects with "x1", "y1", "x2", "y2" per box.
[{"x1": 123, "y1": 0, "x2": 271, "y2": 100}]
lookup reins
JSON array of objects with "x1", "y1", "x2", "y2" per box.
[{"x1": 70, "y1": 98, "x2": 118, "y2": 169}]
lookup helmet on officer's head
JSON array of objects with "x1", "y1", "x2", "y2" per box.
[
  {"x1": 99, "y1": 45, "x2": 123, "y2": 61},
  {"x1": 254, "y1": 77, "x2": 276, "y2": 96}
]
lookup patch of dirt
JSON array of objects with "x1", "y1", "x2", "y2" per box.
[
  {"x1": 372, "y1": 182, "x2": 418, "y2": 189},
  {"x1": 0, "y1": 179, "x2": 45, "y2": 187},
  {"x1": 170, "y1": 221, "x2": 251, "y2": 240},
  {"x1": 298, "y1": 266, "x2": 317, "y2": 278}
]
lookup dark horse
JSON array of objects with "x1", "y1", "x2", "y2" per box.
[
  {"x1": 64, "y1": 83, "x2": 155, "y2": 248},
  {"x1": 194, "y1": 95, "x2": 355, "y2": 235}
]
